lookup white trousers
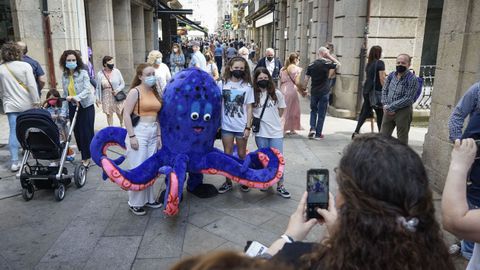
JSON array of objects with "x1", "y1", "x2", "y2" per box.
[{"x1": 126, "y1": 121, "x2": 158, "y2": 207}]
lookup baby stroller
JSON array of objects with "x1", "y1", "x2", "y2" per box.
[{"x1": 15, "y1": 99, "x2": 87, "y2": 201}]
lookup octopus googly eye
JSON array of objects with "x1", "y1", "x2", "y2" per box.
[
  {"x1": 191, "y1": 112, "x2": 199, "y2": 120},
  {"x1": 203, "y1": 114, "x2": 211, "y2": 121}
]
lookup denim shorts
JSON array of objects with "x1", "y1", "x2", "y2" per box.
[{"x1": 221, "y1": 129, "x2": 244, "y2": 139}]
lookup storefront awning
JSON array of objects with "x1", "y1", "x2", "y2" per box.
[
  {"x1": 176, "y1": 16, "x2": 208, "y2": 35},
  {"x1": 155, "y1": 0, "x2": 207, "y2": 36}
]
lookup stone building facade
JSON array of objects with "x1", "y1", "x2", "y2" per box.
[
  {"x1": 4, "y1": 0, "x2": 159, "y2": 95},
  {"x1": 423, "y1": 0, "x2": 480, "y2": 191}
]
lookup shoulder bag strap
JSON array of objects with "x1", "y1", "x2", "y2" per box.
[
  {"x1": 134, "y1": 87, "x2": 140, "y2": 115},
  {"x1": 372, "y1": 60, "x2": 378, "y2": 92},
  {"x1": 102, "y1": 70, "x2": 115, "y2": 91},
  {"x1": 286, "y1": 68, "x2": 303, "y2": 90},
  {"x1": 259, "y1": 94, "x2": 270, "y2": 120},
  {"x1": 4, "y1": 64, "x2": 27, "y2": 91}
]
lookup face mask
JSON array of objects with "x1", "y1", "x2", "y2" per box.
[
  {"x1": 266, "y1": 56, "x2": 273, "y2": 62},
  {"x1": 156, "y1": 58, "x2": 162, "y2": 65},
  {"x1": 205, "y1": 56, "x2": 211, "y2": 62},
  {"x1": 173, "y1": 48, "x2": 178, "y2": 53},
  {"x1": 396, "y1": 65, "x2": 407, "y2": 73},
  {"x1": 231, "y1": 70, "x2": 245, "y2": 79},
  {"x1": 48, "y1": 99, "x2": 58, "y2": 106},
  {"x1": 106, "y1": 63, "x2": 114, "y2": 70},
  {"x1": 257, "y1": 80, "x2": 269, "y2": 89},
  {"x1": 66, "y1": 61, "x2": 77, "y2": 70},
  {"x1": 144, "y1": 76, "x2": 157, "y2": 87}
]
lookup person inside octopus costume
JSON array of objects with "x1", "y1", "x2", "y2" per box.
[{"x1": 90, "y1": 68, "x2": 285, "y2": 216}]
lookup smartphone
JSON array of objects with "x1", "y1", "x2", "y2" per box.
[
  {"x1": 245, "y1": 241, "x2": 268, "y2": 257},
  {"x1": 475, "y1": 140, "x2": 480, "y2": 158},
  {"x1": 306, "y1": 169, "x2": 329, "y2": 220}
]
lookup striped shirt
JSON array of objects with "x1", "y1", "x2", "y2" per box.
[
  {"x1": 381, "y1": 70, "x2": 418, "y2": 113},
  {"x1": 448, "y1": 82, "x2": 480, "y2": 141}
]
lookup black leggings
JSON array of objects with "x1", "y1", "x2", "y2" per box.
[
  {"x1": 69, "y1": 103, "x2": 95, "y2": 160},
  {"x1": 354, "y1": 96, "x2": 384, "y2": 133}
]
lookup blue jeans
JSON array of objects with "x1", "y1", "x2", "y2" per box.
[
  {"x1": 310, "y1": 93, "x2": 329, "y2": 136},
  {"x1": 7, "y1": 112, "x2": 20, "y2": 163},
  {"x1": 255, "y1": 136, "x2": 284, "y2": 185}
]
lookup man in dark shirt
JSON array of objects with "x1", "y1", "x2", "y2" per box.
[
  {"x1": 304, "y1": 47, "x2": 340, "y2": 140},
  {"x1": 16, "y1": 41, "x2": 46, "y2": 96}
]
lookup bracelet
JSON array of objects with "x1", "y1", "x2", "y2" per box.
[
  {"x1": 244, "y1": 127, "x2": 251, "y2": 131},
  {"x1": 129, "y1": 134, "x2": 136, "y2": 138},
  {"x1": 280, "y1": 234, "x2": 294, "y2": 243}
]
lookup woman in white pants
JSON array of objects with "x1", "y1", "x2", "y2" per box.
[{"x1": 123, "y1": 63, "x2": 163, "y2": 215}]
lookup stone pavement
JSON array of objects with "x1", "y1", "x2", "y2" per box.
[{"x1": 0, "y1": 99, "x2": 466, "y2": 269}]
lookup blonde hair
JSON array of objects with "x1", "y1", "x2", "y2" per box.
[
  {"x1": 238, "y1": 46, "x2": 249, "y2": 56},
  {"x1": 147, "y1": 50, "x2": 162, "y2": 65}
]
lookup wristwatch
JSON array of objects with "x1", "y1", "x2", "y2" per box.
[{"x1": 280, "y1": 234, "x2": 294, "y2": 243}]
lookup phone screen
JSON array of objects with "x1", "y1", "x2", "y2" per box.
[{"x1": 307, "y1": 172, "x2": 328, "y2": 204}]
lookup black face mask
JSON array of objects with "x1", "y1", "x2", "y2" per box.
[
  {"x1": 231, "y1": 70, "x2": 245, "y2": 79},
  {"x1": 205, "y1": 56, "x2": 211, "y2": 62},
  {"x1": 257, "y1": 80, "x2": 269, "y2": 88},
  {"x1": 106, "y1": 63, "x2": 114, "y2": 70},
  {"x1": 266, "y1": 56, "x2": 274, "y2": 62},
  {"x1": 396, "y1": 65, "x2": 407, "y2": 73}
]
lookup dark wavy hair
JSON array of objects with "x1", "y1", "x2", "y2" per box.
[
  {"x1": 1, "y1": 41, "x2": 22, "y2": 62},
  {"x1": 253, "y1": 67, "x2": 277, "y2": 107},
  {"x1": 302, "y1": 134, "x2": 454, "y2": 270},
  {"x1": 367, "y1": 45, "x2": 382, "y2": 65},
  {"x1": 223, "y1": 56, "x2": 252, "y2": 85},
  {"x1": 59, "y1": 50, "x2": 85, "y2": 74}
]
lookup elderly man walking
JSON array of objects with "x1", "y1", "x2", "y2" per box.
[
  {"x1": 380, "y1": 53, "x2": 418, "y2": 145},
  {"x1": 255, "y1": 48, "x2": 282, "y2": 85}
]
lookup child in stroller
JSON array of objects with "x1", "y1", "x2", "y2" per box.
[
  {"x1": 42, "y1": 89, "x2": 75, "y2": 162},
  {"x1": 16, "y1": 95, "x2": 87, "y2": 201}
]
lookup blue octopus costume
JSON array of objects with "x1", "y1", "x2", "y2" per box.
[{"x1": 90, "y1": 68, "x2": 285, "y2": 215}]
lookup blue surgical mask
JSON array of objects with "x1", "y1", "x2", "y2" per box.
[
  {"x1": 66, "y1": 61, "x2": 77, "y2": 70},
  {"x1": 144, "y1": 76, "x2": 157, "y2": 87},
  {"x1": 155, "y1": 58, "x2": 162, "y2": 65}
]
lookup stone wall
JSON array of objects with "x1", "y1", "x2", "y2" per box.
[
  {"x1": 423, "y1": 0, "x2": 480, "y2": 192},
  {"x1": 9, "y1": 0, "x2": 154, "y2": 94},
  {"x1": 329, "y1": 0, "x2": 428, "y2": 118}
]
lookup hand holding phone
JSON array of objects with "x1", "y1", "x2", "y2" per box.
[{"x1": 306, "y1": 169, "x2": 329, "y2": 220}]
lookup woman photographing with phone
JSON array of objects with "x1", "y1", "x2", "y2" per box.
[{"x1": 265, "y1": 134, "x2": 454, "y2": 269}]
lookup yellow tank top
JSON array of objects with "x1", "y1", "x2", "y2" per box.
[{"x1": 134, "y1": 89, "x2": 162, "y2": 117}]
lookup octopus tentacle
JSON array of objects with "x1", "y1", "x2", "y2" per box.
[
  {"x1": 90, "y1": 127, "x2": 128, "y2": 167},
  {"x1": 201, "y1": 147, "x2": 285, "y2": 190}
]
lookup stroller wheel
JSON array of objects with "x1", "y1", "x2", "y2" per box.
[
  {"x1": 22, "y1": 184, "x2": 34, "y2": 201},
  {"x1": 54, "y1": 183, "x2": 65, "y2": 201},
  {"x1": 74, "y1": 164, "x2": 87, "y2": 188}
]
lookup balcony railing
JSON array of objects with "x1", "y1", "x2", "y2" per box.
[{"x1": 415, "y1": 65, "x2": 435, "y2": 110}]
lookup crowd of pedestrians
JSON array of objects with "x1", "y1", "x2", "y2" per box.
[{"x1": 3, "y1": 36, "x2": 480, "y2": 269}]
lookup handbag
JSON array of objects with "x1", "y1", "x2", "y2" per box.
[
  {"x1": 251, "y1": 94, "x2": 269, "y2": 133},
  {"x1": 130, "y1": 88, "x2": 140, "y2": 127},
  {"x1": 368, "y1": 61, "x2": 382, "y2": 108},
  {"x1": 103, "y1": 70, "x2": 126, "y2": 102}
]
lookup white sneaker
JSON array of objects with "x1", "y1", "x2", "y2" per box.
[{"x1": 10, "y1": 163, "x2": 20, "y2": 172}]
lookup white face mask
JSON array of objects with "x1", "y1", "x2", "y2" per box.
[
  {"x1": 173, "y1": 48, "x2": 178, "y2": 53},
  {"x1": 156, "y1": 58, "x2": 162, "y2": 65}
]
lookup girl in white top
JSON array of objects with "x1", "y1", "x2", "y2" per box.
[
  {"x1": 204, "y1": 51, "x2": 219, "y2": 80},
  {"x1": 218, "y1": 56, "x2": 254, "y2": 193},
  {"x1": 252, "y1": 67, "x2": 290, "y2": 198},
  {"x1": 0, "y1": 42, "x2": 39, "y2": 171},
  {"x1": 147, "y1": 50, "x2": 171, "y2": 93}
]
